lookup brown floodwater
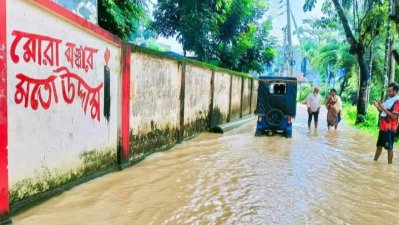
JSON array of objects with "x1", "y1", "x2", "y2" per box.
[{"x1": 13, "y1": 106, "x2": 399, "y2": 225}]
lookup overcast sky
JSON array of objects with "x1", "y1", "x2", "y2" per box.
[{"x1": 155, "y1": 0, "x2": 324, "y2": 53}]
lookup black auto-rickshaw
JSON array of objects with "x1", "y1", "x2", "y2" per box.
[{"x1": 255, "y1": 76, "x2": 298, "y2": 138}]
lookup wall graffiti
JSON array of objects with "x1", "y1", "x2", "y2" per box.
[
  {"x1": 14, "y1": 73, "x2": 58, "y2": 110},
  {"x1": 10, "y1": 29, "x2": 108, "y2": 122},
  {"x1": 5, "y1": 0, "x2": 122, "y2": 215},
  {"x1": 11, "y1": 30, "x2": 98, "y2": 72},
  {"x1": 59, "y1": 67, "x2": 102, "y2": 121},
  {"x1": 10, "y1": 30, "x2": 62, "y2": 67},
  {"x1": 64, "y1": 42, "x2": 98, "y2": 72},
  {"x1": 13, "y1": 67, "x2": 103, "y2": 121}
]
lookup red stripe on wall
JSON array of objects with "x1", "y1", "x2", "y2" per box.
[
  {"x1": 30, "y1": 0, "x2": 122, "y2": 46},
  {"x1": 0, "y1": 0, "x2": 9, "y2": 216},
  {"x1": 121, "y1": 44, "x2": 131, "y2": 161}
]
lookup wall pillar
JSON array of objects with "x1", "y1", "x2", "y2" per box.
[
  {"x1": 208, "y1": 70, "x2": 215, "y2": 128},
  {"x1": 249, "y1": 78, "x2": 254, "y2": 114},
  {"x1": 0, "y1": 0, "x2": 10, "y2": 223},
  {"x1": 227, "y1": 75, "x2": 233, "y2": 122},
  {"x1": 119, "y1": 44, "x2": 131, "y2": 167},
  {"x1": 240, "y1": 77, "x2": 244, "y2": 118},
  {"x1": 178, "y1": 62, "x2": 186, "y2": 142}
]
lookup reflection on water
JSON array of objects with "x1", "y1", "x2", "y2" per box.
[{"x1": 13, "y1": 106, "x2": 399, "y2": 225}]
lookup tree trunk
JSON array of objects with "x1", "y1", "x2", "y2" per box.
[
  {"x1": 391, "y1": 53, "x2": 396, "y2": 83},
  {"x1": 356, "y1": 53, "x2": 371, "y2": 124},
  {"x1": 331, "y1": 0, "x2": 358, "y2": 47},
  {"x1": 390, "y1": 37, "x2": 396, "y2": 83},
  {"x1": 326, "y1": 66, "x2": 330, "y2": 84},
  {"x1": 382, "y1": 34, "x2": 391, "y2": 101},
  {"x1": 332, "y1": 71, "x2": 336, "y2": 89},
  {"x1": 365, "y1": 2, "x2": 375, "y2": 106},
  {"x1": 331, "y1": 0, "x2": 370, "y2": 124},
  {"x1": 339, "y1": 73, "x2": 348, "y2": 97},
  {"x1": 382, "y1": 6, "x2": 393, "y2": 101},
  {"x1": 367, "y1": 44, "x2": 373, "y2": 104}
]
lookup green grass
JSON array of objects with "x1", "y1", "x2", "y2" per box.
[{"x1": 341, "y1": 103, "x2": 379, "y2": 137}]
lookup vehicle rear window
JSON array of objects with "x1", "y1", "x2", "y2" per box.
[{"x1": 269, "y1": 83, "x2": 286, "y2": 94}]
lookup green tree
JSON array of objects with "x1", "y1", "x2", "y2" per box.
[
  {"x1": 153, "y1": 0, "x2": 222, "y2": 59},
  {"x1": 381, "y1": 0, "x2": 398, "y2": 100},
  {"x1": 304, "y1": 0, "x2": 385, "y2": 124},
  {"x1": 153, "y1": 0, "x2": 276, "y2": 73},
  {"x1": 216, "y1": 0, "x2": 276, "y2": 72},
  {"x1": 302, "y1": 38, "x2": 356, "y2": 94},
  {"x1": 98, "y1": 0, "x2": 147, "y2": 40}
]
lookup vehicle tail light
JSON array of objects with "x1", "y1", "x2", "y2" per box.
[
  {"x1": 258, "y1": 116, "x2": 262, "y2": 122},
  {"x1": 287, "y1": 117, "x2": 292, "y2": 124}
]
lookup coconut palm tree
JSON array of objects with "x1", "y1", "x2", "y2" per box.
[{"x1": 304, "y1": 0, "x2": 385, "y2": 123}]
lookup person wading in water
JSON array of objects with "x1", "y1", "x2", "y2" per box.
[
  {"x1": 326, "y1": 89, "x2": 342, "y2": 130},
  {"x1": 374, "y1": 83, "x2": 399, "y2": 164},
  {"x1": 306, "y1": 87, "x2": 321, "y2": 129}
]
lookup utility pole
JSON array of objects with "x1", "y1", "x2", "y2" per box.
[
  {"x1": 282, "y1": 26, "x2": 287, "y2": 76},
  {"x1": 286, "y1": 0, "x2": 293, "y2": 77}
]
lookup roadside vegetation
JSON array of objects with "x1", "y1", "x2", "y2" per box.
[
  {"x1": 298, "y1": 84, "x2": 379, "y2": 136},
  {"x1": 97, "y1": 0, "x2": 399, "y2": 131},
  {"x1": 98, "y1": 0, "x2": 276, "y2": 74},
  {"x1": 342, "y1": 103, "x2": 380, "y2": 137}
]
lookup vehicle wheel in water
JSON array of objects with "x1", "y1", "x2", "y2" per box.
[
  {"x1": 265, "y1": 109, "x2": 284, "y2": 127},
  {"x1": 285, "y1": 131, "x2": 292, "y2": 138},
  {"x1": 255, "y1": 129, "x2": 263, "y2": 137}
]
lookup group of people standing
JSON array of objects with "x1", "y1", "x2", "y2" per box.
[
  {"x1": 306, "y1": 87, "x2": 342, "y2": 130},
  {"x1": 305, "y1": 83, "x2": 399, "y2": 164}
]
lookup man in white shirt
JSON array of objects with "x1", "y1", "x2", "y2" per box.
[{"x1": 307, "y1": 87, "x2": 321, "y2": 129}]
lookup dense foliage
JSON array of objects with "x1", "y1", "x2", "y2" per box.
[
  {"x1": 153, "y1": 0, "x2": 276, "y2": 73},
  {"x1": 98, "y1": 0, "x2": 147, "y2": 40},
  {"x1": 303, "y1": 0, "x2": 397, "y2": 123}
]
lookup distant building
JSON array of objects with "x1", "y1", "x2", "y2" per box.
[{"x1": 53, "y1": 0, "x2": 98, "y2": 24}]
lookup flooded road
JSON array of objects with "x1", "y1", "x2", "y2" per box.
[{"x1": 14, "y1": 106, "x2": 399, "y2": 225}]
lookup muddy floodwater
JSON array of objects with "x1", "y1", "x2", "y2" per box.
[{"x1": 13, "y1": 106, "x2": 399, "y2": 225}]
